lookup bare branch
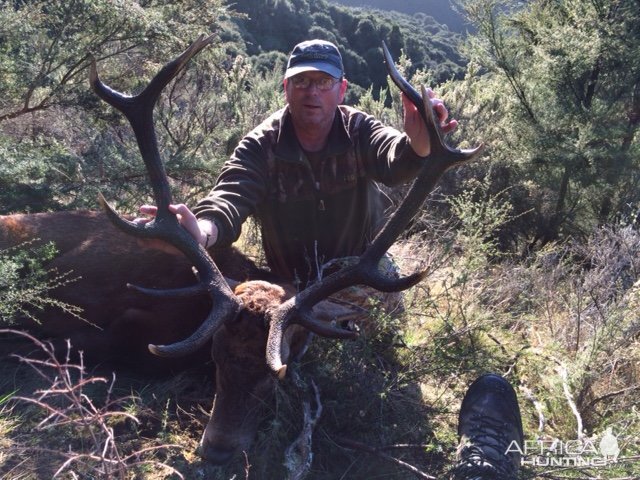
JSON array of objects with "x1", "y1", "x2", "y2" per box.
[{"x1": 335, "y1": 436, "x2": 437, "y2": 480}]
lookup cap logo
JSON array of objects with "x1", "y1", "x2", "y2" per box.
[{"x1": 302, "y1": 52, "x2": 330, "y2": 60}]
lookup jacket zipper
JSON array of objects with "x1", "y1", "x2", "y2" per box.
[{"x1": 315, "y1": 182, "x2": 325, "y2": 211}]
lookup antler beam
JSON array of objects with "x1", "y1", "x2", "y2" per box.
[{"x1": 89, "y1": 35, "x2": 243, "y2": 356}]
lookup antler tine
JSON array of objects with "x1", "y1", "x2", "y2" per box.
[
  {"x1": 90, "y1": 34, "x2": 215, "y2": 213},
  {"x1": 264, "y1": 42, "x2": 485, "y2": 377},
  {"x1": 90, "y1": 35, "x2": 243, "y2": 357}
]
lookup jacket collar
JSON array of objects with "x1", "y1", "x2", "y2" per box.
[{"x1": 274, "y1": 106, "x2": 351, "y2": 163}]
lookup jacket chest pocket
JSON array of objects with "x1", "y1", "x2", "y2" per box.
[
  {"x1": 270, "y1": 163, "x2": 315, "y2": 203},
  {"x1": 269, "y1": 152, "x2": 364, "y2": 203},
  {"x1": 316, "y1": 153, "x2": 362, "y2": 194}
]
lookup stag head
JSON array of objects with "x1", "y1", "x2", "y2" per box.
[{"x1": 89, "y1": 37, "x2": 482, "y2": 464}]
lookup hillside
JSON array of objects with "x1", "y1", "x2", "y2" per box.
[
  {"x1": 328, "y1": 0, "x2": 468, "y2": 32},
  {"x1": 224, "y1": 0, "x2": 468, "y2": 96}
]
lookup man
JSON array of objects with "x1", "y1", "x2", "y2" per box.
[{"x1": 140, "y1": 39, "x2": 456, "y2": 292}]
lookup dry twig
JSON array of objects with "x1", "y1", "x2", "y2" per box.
[
  {"x1": 335, "y1": 437, "x2": 437, "y2": 480},
  {"x1": 284, "y1": 374, "x2": 323, "y2": 480},
  {"x1": 0, "y1": 329, "x2": 184, "y2": 479}
]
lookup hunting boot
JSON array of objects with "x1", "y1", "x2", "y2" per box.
[{"x1": 450, "y1": 373, "x2": 524, "y2": 480}]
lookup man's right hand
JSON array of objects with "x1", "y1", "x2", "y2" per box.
[
  {"x1": 402, "y1": 89, "x2": 458, "y2": 158},
  {"x1": 134, "y1": 204, "x2": 218, "y2": 253}
]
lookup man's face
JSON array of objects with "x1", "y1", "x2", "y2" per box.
[{"x1": 284, "y1": 71, "x2": 347, "y2": 132}]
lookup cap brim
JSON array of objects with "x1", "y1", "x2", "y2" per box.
[{"x1": 284, "y1": 62, "x2": 343, "y2": 79}]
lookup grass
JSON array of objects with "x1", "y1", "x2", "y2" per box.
[{"x1": 1, "y1": 222, "x2": 640, "y2": 479}]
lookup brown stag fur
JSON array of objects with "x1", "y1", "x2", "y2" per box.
[
  {"x1": 1, "y1": 209, "x2": 311, "y2": 463},
  {"x1": 0, "y1": 210, "x2": 284, "y2": 369}
]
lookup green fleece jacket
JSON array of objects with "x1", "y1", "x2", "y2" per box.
[{"x1": 193, "y1": 105, "x2": 425, "y2": 286}]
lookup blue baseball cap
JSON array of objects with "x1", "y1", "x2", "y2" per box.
[{"x1": 284, "y1": 39, "x2": 344, "y2": 79}]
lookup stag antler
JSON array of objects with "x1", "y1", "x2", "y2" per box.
[
  {"x1": 89, "y1": 35, "x2": 242, "y2": 356},
  {"x1": 265, "y1": 42, "x2": 485, "y2": 379}
]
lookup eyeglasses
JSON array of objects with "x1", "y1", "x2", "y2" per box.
[{"x1": 290, "y1": 75, "x2": 341, "y2": 91}]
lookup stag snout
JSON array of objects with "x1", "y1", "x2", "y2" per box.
[
  {"x1": 199, "y1": 362, "x2": 276, "y2": 465},
  {"x1": 199, "y1": 424, "x2": 252, "y2": 465},
  {"x1": 199, "y1": 442, "x2": 236, "y2": 465}
]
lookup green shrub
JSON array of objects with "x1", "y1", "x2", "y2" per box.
[{"x1": 0, "y1": 242, "x2": 81, "y2": 324}]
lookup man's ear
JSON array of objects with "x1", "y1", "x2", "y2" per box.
[
  {"x1": 339, "y1": 78, "x2": 348, "y2": 102},
  {"x1": 283, "y1": 78, "x2": 290, "y2": 102}
]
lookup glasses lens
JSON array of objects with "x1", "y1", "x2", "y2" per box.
[
  {"x1": 292, "y1": 76, "x2": 310, "y2": 89},
  {"x1": 291, "y1": 76, "x2": 338, "y2": 90},
  {"x1": 317, "y1": 78, "x2": 335, "y2": 90}
]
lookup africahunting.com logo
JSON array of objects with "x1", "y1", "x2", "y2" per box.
[{"x1": 507, "y1": 428, "x2": 621, "y2": 467}]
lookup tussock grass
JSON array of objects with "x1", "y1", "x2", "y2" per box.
[{"x1": 2, "y1": 222, "x2": 640, "y2": 478}]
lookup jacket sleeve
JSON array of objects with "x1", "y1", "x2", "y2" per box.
[
  {"x1": 192, "y1": 132, "x2": 270, "y2": 247},
  {"x1": 355, "y1": 111, "x2": 425, "y2": 186}
]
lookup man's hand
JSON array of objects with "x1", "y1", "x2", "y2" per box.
[
  {"x1": 134, "y1": 204, "x2": 218, "y2": 253},
  {"x1": 402, "y1": 88, "x2": 458, "y2": 157}
]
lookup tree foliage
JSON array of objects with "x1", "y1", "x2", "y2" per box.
[
  {"x1": 0, "y1": 0, "x2": 280, "y2": 213},
  {"x1": 332, "y1": 0, "x2": 467, "y2": 33},
  {"x1": 0, "y1": 241, "x2": 81, "y2": 324},
  {"x1": 228, "y1": 0, "x2": 467, "y2": 91},
  {"x1": 0, "y1": 0, "x2": 463, "y2": 216},
  {"x1": 452, "y1": 0, "x2": 640, "y2": 251},
  {"x1": 0, "y1": 0, "x2": 227, "y2": 122}
]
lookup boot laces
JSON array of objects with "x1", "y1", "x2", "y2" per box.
[{"x1": 450, "y1": 414, "x2": 518, "y2": 480}]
